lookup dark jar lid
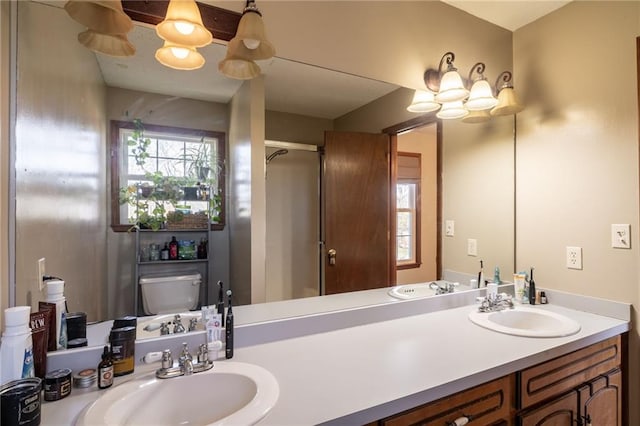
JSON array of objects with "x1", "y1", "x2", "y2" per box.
[
  {"x1": 67, "y1": 338, "x2": 88, "y2": 349},
  {"x1": 113, "y1": 316, "x2": 137, "y2": 329}
]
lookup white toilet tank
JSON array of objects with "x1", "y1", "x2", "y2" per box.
[{"x1": 139, "y1": 272, "x2": 201, "y2": 315}]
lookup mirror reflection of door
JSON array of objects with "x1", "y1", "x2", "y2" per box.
[{"x1": 324, "y1": 131, "x2": 394, "y2": 294}]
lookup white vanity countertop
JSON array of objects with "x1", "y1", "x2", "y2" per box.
[{"x1": 40, "y1": 297, "x2": 629, "y2": 426}]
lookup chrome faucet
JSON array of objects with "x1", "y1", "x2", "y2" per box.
[
  {"x1": 173, "y1": 315, "x2": 185, "y2": 334},
  {"x1": 155, "y1": 343, "x2": 214, "y2": 379},
  {"x1": 478, "y1": 293, "x2": 514, "y2": 313},
  {"x1": 188, "y1": 317, "x2": 198, "y2": 332},
  {"x1": 429, "y1": 281, "x2": 457, "y2": 295}
]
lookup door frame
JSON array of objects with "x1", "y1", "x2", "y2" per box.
[{"x1": 383, "y1": 114, "x2": 443, "y2": 280}]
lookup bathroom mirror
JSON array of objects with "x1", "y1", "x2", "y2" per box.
[{"x1": 12, "y1": 1, "x2": 514, "y2": 345}]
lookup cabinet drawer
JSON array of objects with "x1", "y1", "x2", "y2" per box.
[
  {"x1": 380, "y1": 375, "x2": 512, "y2": 426},
  {"x1": 518, "y1": 335, "x2": 621, "y2": 409}
]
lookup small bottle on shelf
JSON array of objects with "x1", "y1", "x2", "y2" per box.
[
  {"x1": 169, "y1": 236, "x2": 178, "y2": 260},
  {"x1": 98, "y1": 345, "x2": 113, "y2": 389},
  {"x1": 160, "y1": 243, "x2": 169, "y2": 260}
]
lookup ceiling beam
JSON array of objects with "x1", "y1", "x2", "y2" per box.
[{"x1": 121, "y1": 1, "x2": 241, "y2": 42}]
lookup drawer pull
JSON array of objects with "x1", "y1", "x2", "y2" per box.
[{"x1": 446, "y1": 415, "x2": 470, "y2": 426}]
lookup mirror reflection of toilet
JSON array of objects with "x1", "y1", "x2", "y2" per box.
[{"x1": 139, "y1": 272, "x2": 201, "y2": 315}]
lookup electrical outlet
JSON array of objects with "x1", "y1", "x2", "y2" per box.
[
  {"x1": 37, "y1": 258, "x2": 46, "y2": 291},
  {"x1": 566, "y1": 247, "x2": 582, "y2": 270},
  {"x1": 611, "y1": 224, "x2": 631, "y2": 249},
  {"x1": 445, "y1": 220, "x2": 455, "y2": 237},
  {"x1": 467, "y1": 239, "x2": 478, "y2": 256}
]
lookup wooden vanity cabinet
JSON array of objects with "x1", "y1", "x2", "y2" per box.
[
  {"x1": 516, "y1": 335, "x2": 623, "y2": 426},
  {"x1": 368, "y1": 335, "x2": 624, "y2": 426},
  {"x1": 375, "y1": 375, "x2": 513, "y2": 426}
]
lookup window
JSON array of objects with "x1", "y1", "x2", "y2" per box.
[
  {"x1": 396, "y1": 152, "x2": 421, "y2": 268},
  {"x1": 110, "y1": 120, "x2": 225, "y2": 232}
]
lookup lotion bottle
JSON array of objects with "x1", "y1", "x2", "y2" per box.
[
  {"x1": 0, "y1": 306, "x2": 35, "y2": 385},
  {"x1": 45, "y1": 280, "x2": 67, "y2": 350}
]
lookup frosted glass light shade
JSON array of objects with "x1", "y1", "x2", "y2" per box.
[
  {"x1": 218, "y1": 52, "x2": 261, "y2": 80},
  {"x1": 155, "y1": 41, "x2": 205, "y2": 70},
  {"x1": 233, "y1": 10, "x2": 275, "y2": 60},
  {"x1": 65, "y1": 1, "x2": 133, "y2": 35},
  {"x1": 490, "y1": 87, "x2": 524, "y2": 116},
  {"x1": 435, "y1": 70, "x2": 469, "y2": 103},
  {"x1": 466, "y1": 79, "x2": 498, "y2": 111},
  {"x1": 406, "y1": 90, "x2": 440, "y2": 113},
  {"x1": 156, "y1": 0, "x2": 212, "y2": 48},
  {"x1": 436, "y1": 101, "x2": 469, "y2": 119},
  {"x1": 78, "y1": 30, "x2": 135, "y2": 57},
  {"x1": 462, "y1": 109, "x2": 491, "y2": 124}
]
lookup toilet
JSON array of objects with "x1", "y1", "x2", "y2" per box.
[{"x1": 139, "y1": 272, "x2": 201, "y2": 315}]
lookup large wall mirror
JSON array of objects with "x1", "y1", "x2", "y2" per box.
[{"x1": 12, "y1": 1, "x2": 514, "y2": 346}]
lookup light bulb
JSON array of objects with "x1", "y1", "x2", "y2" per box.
[
  {"x1": 174, "y1": 21, "x2": 195, "y2": 35},
  {"x1": 243, "y1": 38, "x2": 260, "y2": 50},
  {"x1": 171, "y1": 46, "x2": 190, "y2": 59}
]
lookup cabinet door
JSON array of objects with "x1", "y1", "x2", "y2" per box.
[
  {"x1": 579, "y1": 368, "x2": 622, "y2": 426},
  {"x1": 518, "y1": 390, "x2": 578, "y2": 426}
]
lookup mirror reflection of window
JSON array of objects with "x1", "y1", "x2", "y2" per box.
[{"x1": 396, "y1": 152, "x2": 422, "y2": 268}]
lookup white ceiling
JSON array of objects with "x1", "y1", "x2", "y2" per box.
[{"x1": 441, "y1": 0, "x2": 572, "y2": 31}]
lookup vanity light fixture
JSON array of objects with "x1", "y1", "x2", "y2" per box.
[
  {"x1": 465, "y1": 63, "x2": 498, "y2": 111},
  {"x1": 155, "y1": 0, "x2": 212, "y2": 70},
  {"x1": 406, "y1": 90, "x2": 440, "y2": 113},
  {"x1": 490, "y1": 71, "x2": 525, "y2": 116},
  {"x1": 408, "y1": 51, "x2": 524, "y2": 121},
  {"x1": 425, "y1": 52, "x2": 469, "y2": 103},
  {"x1": 219, "y1": 0, "x2": 275, "y2": 80},
  {"x1": 64, "y1": 0, "x2": 135, "y2": 57}
]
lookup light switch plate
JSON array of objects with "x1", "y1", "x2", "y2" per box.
[
  {"x1": 445, "y1": 220, "x2": 454, "y2": 237},
  {"x1": 611, "y1": 224, "x2": 631, "y2": 249},
  {"x1": 467, "y1": 239, "x2": 477, "y2": 256}
]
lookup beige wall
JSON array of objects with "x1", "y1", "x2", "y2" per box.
[
  {"x1": 513, "y1": 2, "x2": 640, "y2": 423},
  {"x1": 397, "y1": 125, "x2": 438, "y2": 284},
  {"x1": 266, "y1": 110, "x2": 332, "y2": 145},
  {"x1": 15, "y1": 1, "x2": 107, "y2": 321},
  {"x1": 441, "y1": 116, "x2": 515, "y2": 279}
]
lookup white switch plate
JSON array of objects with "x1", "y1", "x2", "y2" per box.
[
  {"x1": 445, "y1": 220, "x2": 455, "y2": 237},
  {"x1": 566, "y1": 246, "x2": 582, "y2": 270},
  {"x1": 611, "y1": 224, "x2": 631, "y2": 249},
  {"x1": 37, "y1": 258, "x2": 46, "y2": 291},
  {"x1": 467, "y1": 239, "x2": 477, "y2": 256}
]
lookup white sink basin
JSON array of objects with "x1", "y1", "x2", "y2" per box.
[
  {"x1": 468, "y1": 306, "x2": 581, "y2": 338},
  {"x1": 388, "y1": 281, "x2": 459, "y2": 299},
  {"x1": 76, "y1": 361, "x2": 279, "y2": 426}
]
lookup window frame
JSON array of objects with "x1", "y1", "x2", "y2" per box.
[
  {"x1": 396, "y1": 152, "x2": 422, "y2": 270},
  {"x1": 109, "y1": 120, "x2": 226, "y2": 232}
]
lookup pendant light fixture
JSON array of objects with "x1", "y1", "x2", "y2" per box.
[
  {"x1": 64, "y1": 0, "x2": 135, "y2": 57},
  {"x1": 156, "y1": 0, "x2": 212, "y2": 48},
  {"x1": 155, "y1": 0, "x2": 212, "y2": 70},
  {"x1": 436, "y1": 100, "x2": 468, "y2": 120},
  {"x1": 425, "y1": 52, "x2": 468, "y2": 103},
  {"x1": 219, "y1": 0, "x2": 275, "y2": 80},
  {"x1": 155, "y1": 41, "x2": 205, "y2": 70}
]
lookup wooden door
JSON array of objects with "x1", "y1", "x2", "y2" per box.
[
  {"x1": 518, "y1": 391, "x2": 579, "y2": 426},
  {"x1": 323, "y1": 131, "x2": 394, "y2": 294},
  {"x1": 580, "y1": 369, "x2": 622, "y2": 426}
]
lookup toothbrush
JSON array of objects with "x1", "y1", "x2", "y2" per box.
[
  {"x1": 217, "y1": 281, "x2": 225, "y2": 327},
  {"x1": 225, "y1": 290, "x2": 234, "y2": 359},
  {"x1": 478, "y1": 260, "x2": 484, "y2": 288}
]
